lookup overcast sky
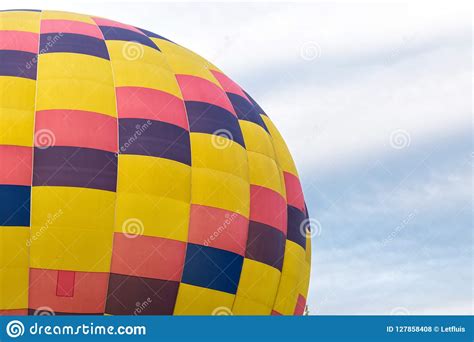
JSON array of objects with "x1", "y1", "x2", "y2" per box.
[{"x1": 3, "y1": 0, "x2": 472, "y2": 315}]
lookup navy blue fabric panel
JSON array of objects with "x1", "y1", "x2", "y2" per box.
[
  {"x1": 227, "y1": 93, "x2": 269, "y2": 132},
  {"x1": 118, "y1": 118, "x2": 191, "y2": 166},
  {"x1": 245, "y1": 221, "x2": 286, "y2": 271},
  {"x1": 287, "y1": 205, "x2": 307, "y2": 249},
  {"x1": 185, "y1": 101, "x2": 246, "y2": 148},
  {"x1": 243, "y1": 90, "x2": 267, "y2": 116},
  {"x1": 136, "y1": 28, "x2": 174, "y2": 43},
  {"x1": 182, "y1": 244, "x2": 244, "y2": 294},
  {"x1": 0, "y1": 185, "x2": 30, "y2": 226},
  {"x1": 227, "y1": 93, "x2": 268, "y2": 132},
  {"x1": 39, "y1": 33, "x2": 110, "y2": 60},
  {"x1": 0, "y1": 50, "x2": 37, "y2": 80},
  {"x1": 33, "y1": 147, "x2": 118, "y2": 192},
  {"x1": 99, "y1": 26, "x2": 160, "y2": 51}
]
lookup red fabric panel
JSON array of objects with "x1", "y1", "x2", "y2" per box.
[
  {"x1": 0, "y1": 309, "x2": 28, "y2": 316},
  {"x1": 56, "y1": 270, "x2": 75, "y2": 297},
  {"x1": 35, "y1": 110, "x2": 118, "y2": 152},
  {"x1": 110, "y1": 233, "x2": 187, "y2": 282},
  {"x1": 0, "y1": 31, "x2": 38, "y2": 53},
  {"x1": 0, "y1": 145, "x2": 32, "y2": 186},
  {"x1": 294, "y1": 294, "x2": 306, "y2": 315},
  {"x1": 29, "y1": 269, "x2": 109, "y2": 314},
  {"x1": 250, "y1": 185, "x2": 287, "y2": 234},
  {"x1": 176, "y1": 75, "x2": 237, "y2": 116},
  {"x1": 41, "y1": 20, "x2": 103, "y2": 39},
  {"x1": 284, "y1": 172, "x2": 306, "y2": 212},
  {"x1": 211, "y1": 70, "x2": 251, "y2": 103},
  {"x1": 116, "y1": 87, "x2": 189, "y2": 130},
  {"x1": 92, "y1": 17, "x2": 143, "y2": 34},
  {"x1": 188, "y1": 204, "x2": 249, "y2": 256}
]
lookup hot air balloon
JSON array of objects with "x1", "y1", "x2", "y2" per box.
[{"x1": 0, "y1": 9, "x2": 311, "y2": 316}]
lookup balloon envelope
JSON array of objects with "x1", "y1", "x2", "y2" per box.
[{"x1": 0, "y1": 9, "x2": 311, "y2": 315}]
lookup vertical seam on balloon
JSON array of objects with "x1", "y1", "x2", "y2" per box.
[
  {"x1": 261, "y1": 116, "x2": 291, "y2": 314},
  {"x1": 156, "y1": 47, "x2": 194, "y2": 315},
  {"x1": 94, "y1": 16, "x2": 120, "y2": 316},
  {"x1": 26, "y1": 8, "x2": 44, "y2": 314}
]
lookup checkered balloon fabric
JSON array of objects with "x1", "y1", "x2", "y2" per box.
[{"x1": 0, "y1": 9, "x2": 311, "y2": 315}]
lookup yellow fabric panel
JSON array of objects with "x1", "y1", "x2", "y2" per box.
[
  {"x1": 233, "y1": 297, "x2": 270, "y2": 315},
  {"x1": 38, "y1": 53, "x2": 114, "y2": 87},
  {"x1": 30, "y1": 187, "x2": 115, "y2": 272},
  {"x1": 0, "y1": 11, "x2": 41, "y2": 32},
  {"x1": 174, "y1": 283, "x2": 235, "y2": 315},
  {"x1": 165, "y1": 53, "x2": 220, "y2": 87},
  {"x1": 0, "y1": 227, "x2": 29, "y2": 310},
  {"x1": 115, "y1": 193, "x2": 190, "y2": 242},
  {"x1": 36, "y1": 53, "x2": 117, "y2": 117},
  {"x1": 106, "y1": 41, "x2": 182, "y2": 99},
  {"x1": 41, "y1": 10, "x2": 95, "y2": 24},
  {"x1": 247, "y1": 151, "x2": 284, "y2": 197},
  {"x1": 191, "y1": 168, "x2": 250, "y2": 218},
  {"x1": 117, "y1": 155, "x2": 190, "y2": 203},
  {"x1": 232, "y1": 259, "x2": 280, "y2": 315},
  {"x1": 261, "y1": 115, "x2": 298, "y2": 177},
  {"x1": 29, "y1": 227, "x2": 113, "y2": 272},
  {"x1": 115, "y1": 193, "x2": 189, "y2": 242},
  {"x1": 239, "y1": 120, "x2": 275, "y2": 159},
  {"x1": 299, "y1": 260, "x2": 311, "y2": 300},
  {"x1": 190, "y1": 133, "x2": 248, "y2": 181},
  {"x1": 154, "y1": 38, "x2": 222, "y2": 73},
  {"x1": 299, "y1": 236, "x2": 312, "y2": 299},
  {"x1": 272, "y1": 240, "x2": 306, "y2": 315},
  {"x1": 0, "y1": 77, "x2": 36, "y2": 146},
  {"x1": 114, "y1": 155, "x2": 191, "y2": 242}
]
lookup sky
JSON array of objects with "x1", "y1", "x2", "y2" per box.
[{"x1": 3, "y1": 0, "x2": 472, "y2": 315}]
